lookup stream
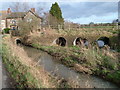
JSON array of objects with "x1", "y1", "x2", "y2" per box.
[{"x1": 21, "y1": 45, "x2": 119, "y2": 88}]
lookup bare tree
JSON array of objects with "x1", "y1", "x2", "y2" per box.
[
  {"x1": 9, "y1": 2, "x2": 45, "y2": 38},
  {"x1": 64, "y1": 21, "x2": 80, "y2": 30},
  {"x1": 9, "y1": 2, "x2": 30, "y2": 12},
  {"x1": 18, "y1": 17, "x2": 40, "y2": 37},
  {"x1": 43, "y1": 13, "x2": 61, "y2": 29},
  {"x1": 35, "y1": 2, "x2": 50, "y2": 16}
]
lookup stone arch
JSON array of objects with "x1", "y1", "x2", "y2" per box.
[
  {"x1": 73, "y1": 37, "x2": 89, "y2": 46},
  {"x1": 55, "y1": 37, "x2": 67, "y2": 46}
]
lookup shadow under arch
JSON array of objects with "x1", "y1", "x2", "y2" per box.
[
  {"x1": 55, "y1": 37, "x2": 67, "y2": 47},
  {"x1": 73, "y1": 37, "x2": 89, "y2": 46},
  {"x1": 96, "y1": 36, "x2": 110, "y2": 48},
  {"x1": 15, "y1": 38, "x2": 21, "y2": 45}
]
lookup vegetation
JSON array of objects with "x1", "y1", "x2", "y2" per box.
[
  {"x1": 3, "y1": 28, "x2": 10, "y2": 34},
  {"x1": 2, "y1": 35, "x2": 74, "y2": 88},
  {"x1": 118, "y1": 29, "x2": 120, "y2": 43},
  {"x1": 18, "y1": 18, "x2": 40, "y2": 37},
  {"x1": 2, "y1": 25, "x2": 120, "y2": 87},
  {"x1": 49, "y1": 2, "x2": 64, "y2": 26},
  {"x1": 31, "y1": 43, "x2": 120, "y2": 86},
  {"x1": 3, "y1": 1, "x2": 119, "y2": 88},
  {"x1": 2, "y1": 44, "x2": 42, "y2": 88}
]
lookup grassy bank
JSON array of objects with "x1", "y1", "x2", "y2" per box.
[
  {"x1": 2, "y1": 44, "x2": 42, "y2": 88},
  {"x1": 2, "y1": 35, "x2": 75, "y2": 88},
  {"x1": 31, "y1": 43, "x2": 120, "y2": 86}
]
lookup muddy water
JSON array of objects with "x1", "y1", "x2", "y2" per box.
[{"x1": 22, "y1": 45, "x2": 118, "y2": 88}]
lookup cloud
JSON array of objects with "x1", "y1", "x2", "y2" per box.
[
  {"x1": 60, "y1": 2, "x2": 118, "y2": 19},
  {"x1": 0, "y1": 2, "x2": 118, "y2": 24},
  {"x1": 68, "y1": 12, "x2": 118, "y2": 24}
]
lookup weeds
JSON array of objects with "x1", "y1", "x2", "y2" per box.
[
  {"x1": 2, "y1": 35, "x2": 74, "y2": 88},
  {"x1": 31, "y1": 43, "x2": 120, "y2": 86},
  {"x1": 2, "y1": 44, "x2": 42, "y2": 88}
]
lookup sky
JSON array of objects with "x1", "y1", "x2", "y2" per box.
[{"x1": 0, "y1": 0, "x2": 119, "y2": 24}]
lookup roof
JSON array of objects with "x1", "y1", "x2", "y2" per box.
[
  {"x1": 0, "y1": 10, "x2": 7, "y2": 20},
  {"x1": 6, "y1": 10, "x2": 42, "y2": 19},
  {"x1": 6, "y1": 12, "x2": 27, "y2": 19},
  {"x1": 0, "y1": 10, "x2": 7, "y2": 14},
  {"x1": 27, "y1": 10, "x2": 42, "y2": 19}
]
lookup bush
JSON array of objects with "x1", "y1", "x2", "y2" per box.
[{"x1": 3, "y1": 28, "x2": 10, "y2": 34}]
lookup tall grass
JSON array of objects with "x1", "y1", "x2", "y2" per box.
[{"x1": 2, "y1": 35, "x2": 61, "y2": 88}]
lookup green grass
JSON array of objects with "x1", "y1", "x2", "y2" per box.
[
  {"x1": 2, "y1": 44, "x2": 43, "y2": 88},
  {"x1": 31, "y1": 43, "x2": 120, "y2": 86},
  {"x1": 80, "y1": 26, "x2": 114, "y2": 28},
  {"x1": 107, "y1": 71, "x2": 120, "y2": 84}
]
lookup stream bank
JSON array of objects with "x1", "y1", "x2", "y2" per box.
[
  {"x1": 21, "y1": 45, "x2": 118, "y2": 88},
  {"x1": 2, "y1": 35, "x2": 70, "y2": 88},
  {"x1": 30, "y1": 43, "x2": 120, "y2": 87},
  {"x1": 2, "y1": 35, "x2": 120, "y2": 88}
]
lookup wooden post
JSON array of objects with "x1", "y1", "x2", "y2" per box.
[{"x1": 69, "y1": 25, "x2": 70, "y2": 30}]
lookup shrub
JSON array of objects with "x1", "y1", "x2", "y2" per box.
[{"x1": 3, "y1": 28, "x2": 10, "y2": 34}]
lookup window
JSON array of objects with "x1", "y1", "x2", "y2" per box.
[
  {"x1": 13, "y1": 27, "x2": 15, "y2": 30},
  {"x1": 27, "y1": 18, "x2": 32, "y2": 22},
  {"x1": 12, "y1": 20, "x2": 16, "y2": 25}
]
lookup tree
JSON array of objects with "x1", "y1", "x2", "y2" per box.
[
  {"x1": 112, "y1": 19, "x2": 118, "y2": 24},
  {"x1": 3, "y1": 28, "x2": 10, "y2": 34},
  {"x1": 49, "y1": 2, "x2": 64, "y2": 26},
  {"x1": 10, "y1": 2, "x2": 44, "y2": 15},
  {"x1": 18, "y1": 17, "x2": 40, "y2": 37},
  {"x1": 10, "y1": 2, "x2": 30, "y2": 12},
  {"x1": 89, "y1": 22, "x2": 94, "y2": 27},
  {"x1": 9, "y1": 2, "x2": 43, "y2": 37}
]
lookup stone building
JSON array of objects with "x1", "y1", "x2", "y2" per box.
[
  {"x1": 0, "y1": 8, "x2": 42, "y2": 31},
  {"x1": 0, "y1": 10, "x2": 7, "y2": 31}
]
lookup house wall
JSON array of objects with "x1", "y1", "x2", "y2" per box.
[
  {"x1": 24, "y1": 11, "x2": 41, "y2": 29},
  {"x1": 0, "y1": 20, "x2": 6, "y2": 31},
  {"x1": 0, "y1": 10, "x2": 7, "y2": 31},
  {"x1": 6, "y1": 18, "x2": 22, "y2": 28},
  {"x1": 6, "y1": 12, "x2": 41, "y2": 30}
]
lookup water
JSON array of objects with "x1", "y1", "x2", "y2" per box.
[{"x1": 22, "y1": 45, "x2": 118, "y2": 88}]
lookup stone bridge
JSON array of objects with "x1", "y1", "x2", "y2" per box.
[{"x1": 12, "y1": 34, "x2": 111, "y2": 48}]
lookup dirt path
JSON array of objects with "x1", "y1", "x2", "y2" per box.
[{"x1": 0, "y1": 56, "x2": 16, "y2": 89}]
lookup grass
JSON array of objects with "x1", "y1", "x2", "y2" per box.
[
  {"x1": 6, "y1": 26, "x2": 120, "y2": 87},
  {"x1": 31, "y1": 43, "x2": 120, "y2": 86},
  {"x1": 107, "y1": 71, "x2": 120, "y2": 84},
  {"x1": 2, "y1": 44, "x2": 43, "y2": 88},
  {"x1": 2, "y1": 35, "x2": 75, "y2": 88}
]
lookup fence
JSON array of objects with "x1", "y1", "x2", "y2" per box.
[{"x1": 41, "y1": 24, "x2": 118, "y2": 31}]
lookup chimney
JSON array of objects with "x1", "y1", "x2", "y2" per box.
[
  {"x1": 31, "y1": 8, "x2": 35, "y2": 13},
  {"x1": 7, "y1": 8, "x2": 11, "y2": 14}
]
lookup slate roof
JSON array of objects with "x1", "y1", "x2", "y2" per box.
[
  {"x1": 6, "y1": 12, "x2": 27, "y2": 19},
  {"x1": 6, "y1": 10, "x2": 42, "y2": 19}
]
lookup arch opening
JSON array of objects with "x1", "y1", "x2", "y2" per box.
[
  {"x1": 15, "y1": 39, "x2": 21, "y2": 45},
  {"x1": 56, "y1": 37, "x2": 66, "y2": 46},
  {"x1": 73, "y1": 37, "x2": 89, "y2": 46},
  {"x1": 97, "y1": 37, "x2": 110, "y2": 48}
]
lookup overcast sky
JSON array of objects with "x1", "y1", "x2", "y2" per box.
[{"x1": 0, "y1": 1, "x2": 118, "y2": 24}]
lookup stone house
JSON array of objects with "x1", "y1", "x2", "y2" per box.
[
  {"x1": 0, "y1": 8, "x2": 42, "y2": 32},
  {"x1": 0, "y1": 10, "x2": 7, "y2": 31}
]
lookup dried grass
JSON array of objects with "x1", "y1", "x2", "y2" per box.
[{"x1": 3, "y1": 35, "x2": 58, "y2": 88}]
